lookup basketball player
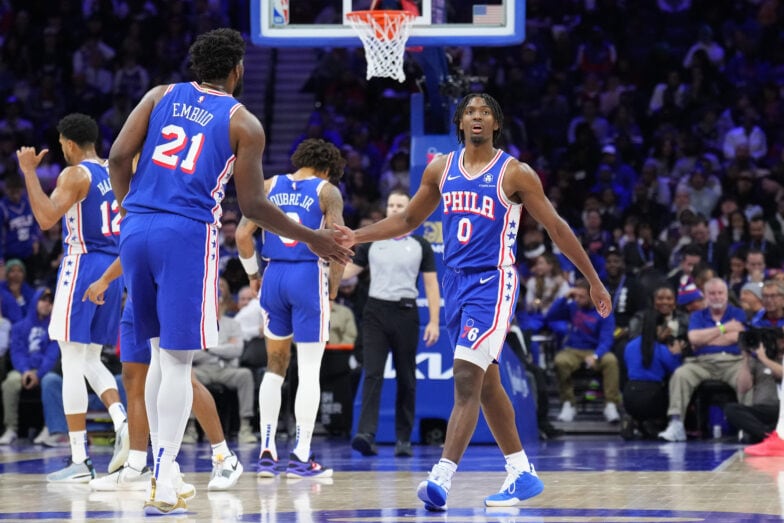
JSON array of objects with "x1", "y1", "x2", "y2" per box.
[
  {"x1": 16, "y1": 113, "x2": 129, "y2": 483},
  {"x1": 337, "y1": 93, "x2": 612, "y2": 510},
  {"x1": 235, "y1": 138, "x2": 345, "y2": 479},
  {"x1": 108, "y1": 28, "x2": 351, "y2": 515},
  {"x1": 83, "y1": 258, "x2": 243, "y2": 493}
]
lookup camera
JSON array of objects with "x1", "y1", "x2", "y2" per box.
[
  {"x1": 663, "y1": 334, "x2": 691, "y2": 353},
  {"x1": 738, "y1": 326, "x2": 783, "y2": 360}
]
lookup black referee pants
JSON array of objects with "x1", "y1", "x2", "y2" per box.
[{"x1": 356, "y1": 297, "x2": 420, "y2": 442}]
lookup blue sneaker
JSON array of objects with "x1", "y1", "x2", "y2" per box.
[
  {"x1": 47, "y1": 457, "x2": 96, "y2": 483},
  {"x1": 484, "y1": 464, "x2": 544, "y2": 507},
  {"x1": 286, "y1": 453, "x2": 333, "y2": 479},
  {"x1": 416, "y1": 463, "x2": 452, "y2": 511},
  {"x1": 257, "y1": 450, "x2": 280, "y2": 478}
]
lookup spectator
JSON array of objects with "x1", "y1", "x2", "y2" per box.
[
  {"x1": 184, "y1": 300, "x2": 258, "y2": 445},
  {"x1": 0, "y1": 259, "x2": 35, "y2": 323},
  {"x1": 659, "y1": 278, "x2": 746, "y2": 441},
  {"x1": 683, "y1": 25, "x2": 725, "y2": 69},
  {"x1": 622, "y1": 289, "x2": 685, "y2": 439},
  {"x1": 677, "y1": 278, "x2": 706, "y2": 314},
  {"x1": 0, "y1": 289, "x2": 58, "y2": 445},
  {"x1": 523, "y1": 251, "x2": 571, "y2": 334},
  {"x1": 723, "y1": 108, "x2": 768, "y2": 162},
  {"x1": 739, "y1": 281, "x2": 764, "y2": 320},
  {"x1": 729, "y1": 280, "x2": 784, "y2": 444},
  {"x1": 0, "y1": 176, "x2": 39, "y2": 276},
  {"x1": 547, "y1": 279, "x2": 620, "y2": 423}
]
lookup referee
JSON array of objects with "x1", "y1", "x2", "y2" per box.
[{"x1": 345, "y1": 190, "x2": 441, "y2": 457}]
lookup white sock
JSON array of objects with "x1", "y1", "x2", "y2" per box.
[
  {"x1": 436, "y1": 458, "x2": 457, "y2": 478},
  {"x1": 505, "y1": 450, "x2": 530, "y2": 472},
  {"x1": 127, "y1": 449, "x2": 147, "y2": 471},
  {"x1": 259, "y1": 372, "x2": 284, "y2": 460},
  {"x1": 212, "y1": 440, "x2": 231, "y2": 459},
  {"x1": 108, "y1": 402, "x2": 127, "y2": 432},
  {"x1": 292, "y1": 424, "x2": 313, "y2": 462},
  {"x1": 70, "y1": 430, "x2": 87, "y2": 464}
]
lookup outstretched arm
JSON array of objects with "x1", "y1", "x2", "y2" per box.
[
  {"x1": 231, "y1": 108, "x2": 352, "y2": 264},
  {"x1": 348, "y1": 156, "x2": 446, "y2": 246},
  {"x1": 510, "y1": 162, "x2": 612, "y2": 317}
]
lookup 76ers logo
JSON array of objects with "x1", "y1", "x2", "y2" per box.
[{"x1": 461, "y1": 318, "x2": 479, "y2": 342}]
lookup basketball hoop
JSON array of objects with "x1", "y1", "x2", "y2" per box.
[{"x1": 346, "y1": 10, "x2": 415, "y2": 83}]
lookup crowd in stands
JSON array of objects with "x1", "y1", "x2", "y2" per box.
[{"x1": 0, "y1": 0, "x2": 783, "y2": 444}]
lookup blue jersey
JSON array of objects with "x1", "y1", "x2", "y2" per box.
[
  {"x1": 61, "y1": 159, "x2": 119, "y2": 256},
  {"x1": 438, "y1": 149, "x2": 522, "y2": 270},
  {"x1": 0, "y1": 196, "x2": 38, "y2": 260},
  {"x1": 261, "y1": 175, "x2": 326, "y2": 262},
  {"x1": 123, "y1": 82, "x2": 242, "y2": 226}
]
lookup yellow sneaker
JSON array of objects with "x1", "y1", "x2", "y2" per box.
[{"x1": 143, "y1": 477, "x2": 187, "y2": 515}]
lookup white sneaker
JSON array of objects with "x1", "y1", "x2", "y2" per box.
[
  {"x1": 0, "y1": 428, "x2": 17, "y2": 445},
  {"x1": 108, "y1": 421, "x2": 130, "y2": 474},
  {"x1": 171, "y1": 461, "x2": 196, "y2": 499},
  {"x1": 208, "y1": 451, "x2": 244, "y2": 491},
  {"x1": 33, "y1": 427, "x2": 50, "y2": 445},
  {"x1": 603, "y1": 402, "x2": 620, "y2": 423},
  {"x1": 557, "y1": 401, "x2": 576, "y2": 422},
  {"x1": 658, "y1": 420, "x2": 687, "y2": 442},
  {"x1": 416, "y1": 462, "x2": 452, "y2": 511},
  {"x1": 90, "y1": 464, "x2": 152, "y2": 491}
]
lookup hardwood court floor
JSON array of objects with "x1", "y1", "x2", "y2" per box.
[{"x1": 0, "y1": 435, "x2": 781, "y2": 522}]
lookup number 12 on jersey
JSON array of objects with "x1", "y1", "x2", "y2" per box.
[{"x1": 151, "y1": 124, "x2": 205, "y2": 174}]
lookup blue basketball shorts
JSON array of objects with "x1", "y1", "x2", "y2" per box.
[
  {"x1": 260, "y1": 260, "x2": 330, "y2": 343},
  {"x1": 443, "y1": 265, "x2": 519, "y2": 368},
  {"x1": 49, "y1": 251, "x2": 123, "y2": 345},
  {"x1": 119, "y1": 212, "x2": 219, "y2": 350}
]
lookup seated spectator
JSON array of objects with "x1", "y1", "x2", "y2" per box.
[
  {"x1": 667, "y1": 244, "x2": 703, "y2": 292},
  {"x1": 726, "y1": 336, "x2": 781, "y2": 444},
  {"x1": 0, "y1": 289, "x2": 55, "y2": 445},
  {"x1": 0, "y1": 176, "x2": 40, "y2": 276},
  {"x1": 676, "y1": 279, "x2": 706, "y2": 313},
  {"x1": 0, "y1": 259, "x2": 35, "y2": 322},
  {"x1": 185, "y1": 301, "x2": 257, "y2": 444},
  {"x1": 522, "y1": 251, "x2": 570, "y2": 334},
  {"x1": 739, "y1": 281, "x2": 764, "y2": 320},
  {"x1": 234, "y1": 285, "x2": 264, "y2": 344},
  {"x1": 726, "y1": 281, "x2": 784, "y2": 444},
  {"x1": 546, "y1": 279, "x2": 620, "y2": 424},
  {"x1": 658, "y1": 278, "x2": 746, "y2": 441},
  {"x1": 622, "y1": 301, "x2": 685, "y2": 440},
  {"x1": 39, "y1": 367, "x2": 126, "y2": 448}
]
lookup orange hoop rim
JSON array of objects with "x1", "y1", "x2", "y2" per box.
[{"x1": 346, "y1": 9, "x2": 416, "y2": 24}]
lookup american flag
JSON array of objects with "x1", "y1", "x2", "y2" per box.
[{"x1": 473, "y1": 4, "x2": 505, "y2": 25}]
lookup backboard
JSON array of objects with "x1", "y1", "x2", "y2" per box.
[{"x1": 251, "y1": 0, "x2": 524, "y2": 47}]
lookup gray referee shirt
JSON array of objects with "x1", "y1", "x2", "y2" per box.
[{"x1": 353, "y1": 235, "x2": 436, "y2": 301}]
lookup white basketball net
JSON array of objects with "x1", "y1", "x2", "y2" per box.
[{"x1": 347, "y1": 10, "x2": 415, "y2": 83}]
